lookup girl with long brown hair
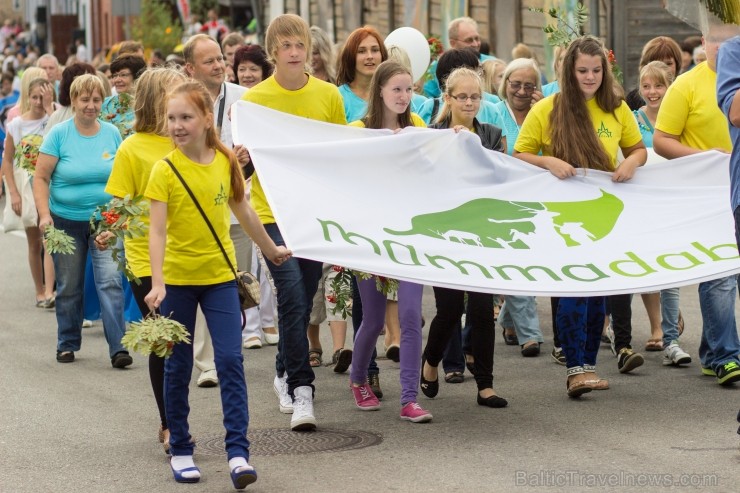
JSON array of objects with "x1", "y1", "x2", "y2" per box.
[
  {"x1": 348, "y1": 60, "x2": 432, "y2": 422},
  {"x1": 514, "y1": 36, "x2": 646, "y2": 397},
  {"x1": 143, "y1": 80, "x2": 291, "y2": 487}
]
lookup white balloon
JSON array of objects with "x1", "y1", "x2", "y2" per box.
[{"x1": 384, "y1": 27, "x2": 430, "y2": 83}]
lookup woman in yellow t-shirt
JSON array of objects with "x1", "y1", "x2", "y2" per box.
[
  {"x1": 514, "y1": 36, "x2": 646, "y2": 398},
  {"x1": 143, "y1": 80, "x2": 291, "y2": 488},
  {"x1": 347, "y1": 61, "x2": 433, "y2": 423},
  {"x1": 99, "y1": 67, "x2": 184, "y2": 453}
]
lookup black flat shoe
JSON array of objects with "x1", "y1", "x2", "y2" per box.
[
  {"x1": 477, "y1": 393, "x2": 508, "y2": 408},
  {"x1": 521, "y1": 342, "x2": 541, "y2": 357},
  {"x1": 503, "y1": 328, "x2": 519, "y2": 346},
  {"x1": 56, "y1": 351, "x2": 75, "y2": 363},
  {"x1": 420, "y1": 355, "x2": 439, "y2": 398}
]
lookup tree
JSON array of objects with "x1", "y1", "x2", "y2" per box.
[{"x1": 131, "y1": 0, "x2": 183, "y2": 55}]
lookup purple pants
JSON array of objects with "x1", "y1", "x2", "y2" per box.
[{"x1": 350, "y1": 277, "x2": 423, "y2": 406}]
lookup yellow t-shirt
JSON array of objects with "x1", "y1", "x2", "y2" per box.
[
  {"x1": 514, "y1": 95, "x2": 642, "y2": 166},
  {"x1": 348, "y1": 113, "x2": 427, "y2": 129},
  {"x1": 144, "y1": 149, "x2": 236, "y2": 286},
  {"x1": 105, "y1": 133, "x2": 174, "y2": 278},
  {"x1": 655, "y1": 61, "x2": 732, "y2": 152},
  {"x1": 241, "y1": 74, "x2": 347, "y2": 223}
]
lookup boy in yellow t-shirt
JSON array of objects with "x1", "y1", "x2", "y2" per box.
[
  {"x1": 653, "y1": 30, "x2": 740, "y2": 386},
  {"x1": 240, "y1": 14, "x2": 347, "y2": 432}
]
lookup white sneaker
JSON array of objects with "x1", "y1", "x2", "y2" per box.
[
  {"x1": 663, "y1": 342, "x2": 692, "y2": 366},
  {"x1": 290, "y1": 386, "x2": 317, "y2": 431},
  {"x1": 243, "y1": 337, "x2": 262, "y2": 349},
  {"x1": 263, "y1": 332, "x2": 279, "y2": 345},
  {"x1": 273, "y1": 375, "x2": 293, "y2": 414},
  {"x1": 197, "y1": 369, "x2": 219, "y2": 387}
]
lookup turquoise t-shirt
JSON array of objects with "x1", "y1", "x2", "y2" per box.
[
  {"x1": 633, "y1": 109, "x2": 654, "y2": 148},
  {"x1": 418, "y1": 96, "x2": 500, "y2": 125},
  {"x1": 411, "y1": 93, "x2": 428, "y2": 115},
  {"x1": 490, "y1": 101, "x2": 519, "y2": 155},
  {"x1": 542, "y1": 80, "x2": 560, "y2": 97},
  {"x1": 338, "y1": 83, "x2": 368, "y2": 122},
  {"x1": 40, "y1": 119, "x2": 122, "y2": 221}
]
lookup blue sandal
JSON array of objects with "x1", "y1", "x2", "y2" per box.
[
  {"x1": 171, "y1": 464, "x2": 201, "y2": 484},
  {"x1": 230, "y1": 464, "x2": 257, "y2": 489}
]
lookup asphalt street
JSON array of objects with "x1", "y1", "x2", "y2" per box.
[{"x1": 0, "y1": 214, "x2": 738, "y2": 493}]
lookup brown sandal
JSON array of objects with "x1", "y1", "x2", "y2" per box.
[
  {"x1": 584, "y1": 378, "x2": 610, "y2": 390},
  {"x1": 645, "y1": 339, "x2": 663, "y2": 351},
  {"x1": 308, "y1": 348, "x2": 323, "y2": 367},
  {"x1": 567, "y1": 377, "x2": 593, "y2": 398}
]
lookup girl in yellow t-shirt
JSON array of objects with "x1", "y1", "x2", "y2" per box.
[
  {"x1": 143, "y1": 80, "x2": 291, "y2": 488},
  {"x1": 348, "y1": 61, "x2": 433, "y2": 423},
  {"x1": 99, "y1": 67, "x2": 184, "y2": 455},
  {"x1": 514, "y1": 36, "x2": 647, "y2": 398}
]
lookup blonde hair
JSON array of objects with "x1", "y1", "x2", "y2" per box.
[
  {"x1": 435, "y1": 67, "x2": 483, "y2": 124},
  {"x1": 19, "y1": 67, "x2": 47, "y2": 112},
  {"x1": 69, "y1": 73, "x2": 105, "y2": 103},
  {"x1": 387, "y1": 45, "x2": 412, "y2": 73},
  {"x1": 96, "y1": 71, "x2": 112, "y2": 98},
  {"x1": 481, "y1": 59, "x2": 506, "y2": 95},
  {"x1": 134, "y1": 67, "x2": 187, "y2": 135},
  {"x1": 26, "y1": 78, "x2": 55, "y2": 113},
  {"x1": 265, "y1": 14, "x2": 311, "y2": 65},
  {"x1": 638, "y1": 61, "x2": 674, "y2": 97},
  {"x1": 310, "y1": 26, "x2": 336, "y2": 82}
]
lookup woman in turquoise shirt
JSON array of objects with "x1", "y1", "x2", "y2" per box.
[
  {"x1": 492, "y1": 58, "x2": 543, "y2": 155},
  {"x1": 336, "y1": 26, "x2": 388, "y2": 122}
]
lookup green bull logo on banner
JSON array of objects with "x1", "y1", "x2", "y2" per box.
[{"x1": 384, "y1": 190, "x2": 623, "y2": 250}]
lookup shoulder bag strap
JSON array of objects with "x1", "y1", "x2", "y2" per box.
[{"x1": 163, "y1": 157, "x2": 238, "y2": 278}]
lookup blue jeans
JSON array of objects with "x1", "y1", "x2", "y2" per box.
[
  {"x1": 698, "y1": 276, "x2": 740, "y2": 371},
  {"x1": 51, "y1": 214, "x2": 126, "y2": 358},
  {"x1": 263, "y1": 223, "x2": 322, "y2": 396},
  {"x1": 557, "y1": 297, "x2": 605, "y2": 369},
  {"x1": 162, "y1": 281, "x2": 250, "y2": 460},
  {"x1": 498, "y1": 295, "x2": 543, "y2": 345},
  {"x1": 660, "y1": 288, "x2": 681, "y2": 346}
]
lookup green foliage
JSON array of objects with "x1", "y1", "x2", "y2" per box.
[
  {"x1": 328, "y1": 267, "x2": 399, "y2": 319},
  {"x1": 44, "y1": 226, "x2": 75, "y2": 255},
  {"x1": 702, "y1": 0, "x2": 740, "y2": 24},
  {"x1": 190, "y1": 0, "x2": 218, "y2": 20},
  {"x1": 530, "y1": 3, "x2": 589, "y2": 48},
  {"x1": 122, "y1": 313, "x2": 191, "y2": 358},
  {"x1": 90, "y1": 195, "x2": 149, "y2": 285},
  {"x1": 131, "y1": 0, "x2": 183, "y2": 55}
]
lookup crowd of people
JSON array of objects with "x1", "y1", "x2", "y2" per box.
[{"x1": 1, "y1": 9, "x2": 739, "y2": 490}]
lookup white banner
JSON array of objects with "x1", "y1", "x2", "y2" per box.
[{"x1": 232, "y1": 101, "x2": 740, "y2": 296}]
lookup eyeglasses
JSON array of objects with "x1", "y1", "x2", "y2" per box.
[
  {"x1": 449, "y1": 93, "x2": 482, "y2": 103},
  {"x1": 111, "y1": 71, "x2": 133, "y2": 79},
  {"x1": 452, "y1": 36, "x2": 481, "y2": 44},
  {"x1": 507, "y1": 80, "x2": 536, "y2": 93}
]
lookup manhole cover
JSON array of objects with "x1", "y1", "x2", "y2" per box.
[{"x1": 198, "y1": 428, "x2": 383, "y2": 457}]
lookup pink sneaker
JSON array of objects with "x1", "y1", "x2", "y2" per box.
[
  {"x1": 350, "y1": 382, "x2": 380, "y2": 411},
  {"x1": 400, "y1": 402, "x2": 433, "y2": 423}
]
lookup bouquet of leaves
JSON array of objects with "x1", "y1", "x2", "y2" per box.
[
  {"x1": 530, "y1": 3, "x2": 623, "y2": 84},
  {"x1": 328, "y1": 266, "x2": 399, "y2": 319},
  {"x1": 44, "y1": 226, "x2": 76, "y2": 254},
  {"x1": 121, "y1": 313, "x2": 191, "y2": 358},
  {"x1": 90, "y1": 195, "x2": 148, "y2": 285}
]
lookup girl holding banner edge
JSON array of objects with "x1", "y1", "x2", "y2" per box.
[
  {"x1": 513, "y1": 36, "x2": 647, "y2": 397},
  {"x1": 348, "y1": 60, "x2": 433, "y2": 422},
  {"x1": 420, "y1": 66, "x2": 508, "y2": 408}
]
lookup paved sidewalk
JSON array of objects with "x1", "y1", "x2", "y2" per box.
[{"x1": 0, "y1": 222, "x2": 738, "y2": 493}]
